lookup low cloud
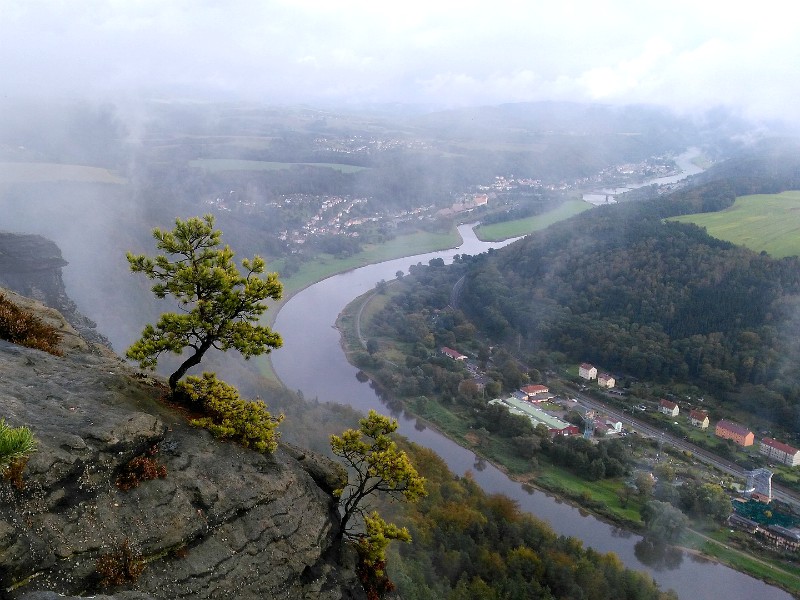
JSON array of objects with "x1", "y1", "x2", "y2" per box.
[{"x1": 1, "y1": 1, "x2": 799, "y2": 123}]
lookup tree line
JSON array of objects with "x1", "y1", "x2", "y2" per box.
[
  {"x1": 453, "y1": 145, "x2": 800, "y2": 431},
  {"x1": 385, "y1": 444, "x2": 677, "y2": 600}
]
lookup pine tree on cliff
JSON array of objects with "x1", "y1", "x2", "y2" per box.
[{"x1": 126, "y1": 214, "x2": 283, "y2": 393}]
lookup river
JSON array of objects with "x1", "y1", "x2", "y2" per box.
[
  {"x1": 583, "y1": 148, "x2": 705, "y2": 205},
  {"x1": 272, "y1": 197, "x2": 791, "y2": 599}
]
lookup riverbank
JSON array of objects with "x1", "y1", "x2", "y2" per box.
[
  {"x1": 335, "y1": 284, "x2": 646, "y2": 531},
  {"x1": 258, "y1": 226, "x2": 462, "y2": 381},
  {"x1": 337, "y1": 283, "x2": 800, "y2": 598},
  {"x1": 475, "y1": 199, "x2": 591, "y2": 241}
]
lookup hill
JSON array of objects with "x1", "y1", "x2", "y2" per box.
[
  {"x1": 463, "y1": 143, "x2": 800, "y2": 428},
  {"x1": 363, "y1": 142, "x2": 800, "y2": 435}
]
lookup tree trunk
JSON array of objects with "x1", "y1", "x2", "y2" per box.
[{"x1": 168, "y1": 340, "x2": 213, "y2": 394}]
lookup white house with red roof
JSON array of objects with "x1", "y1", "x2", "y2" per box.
[
  {"x1": 689, "y1": 409, "x2": 709, "y2": 429},
  {"x1": 520, "y1": 384, "x2": 550, "y2": 401},
  {"x1": 760, "y1": 437, "x2": 800, "y2": 467},
  {"x1": 578, "y1": 363, "x2": 597, "y2": 380},
  {"x1": 659, "y1": 399, "x2": 679, "y2": 417}
]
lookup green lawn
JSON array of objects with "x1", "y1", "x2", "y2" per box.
[
  {"x1": 275, "y1": 229, "x2": 460, "y2": 297},
  {"x1": 0, "y1": 162, "x2": 126, "y2": 184},
  {"x1": 188, "y1": 158, "x2": 368, "y2": 173},
  {"x1": 475, "y1": 199, "x2": 591, "y2": 241},
  {"x1": 669, "y1": 191, "x2": 800, "y2": 258},
  {"x1": 258, "y1": 228, "x2": 459, "y2": 380},
  {"x1": 684, "y1": 530, "x2": 800, "y2": 594}
]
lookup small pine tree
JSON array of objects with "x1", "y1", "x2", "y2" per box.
[{"x1": 126, "y1": 215, "x2": 283, "y2": 393}]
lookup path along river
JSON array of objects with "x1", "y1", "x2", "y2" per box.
[{"x1": 272, "y1": 170, "x2": 791, "y2": 600}]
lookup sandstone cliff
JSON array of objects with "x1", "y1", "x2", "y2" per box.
[
  {"x1": 0, "y1": 231, "x2": 110, "y2": 348},
  {"x1": 0, "y1": 233, "x2": 363, "y2": 599}
]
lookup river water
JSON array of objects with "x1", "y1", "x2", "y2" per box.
[
  {"x1": 583, "y1": 148, "x2": 705, "y2": 205},
  {"x1": 272, "y1": 187, "x2": 791, "y2": 599}
]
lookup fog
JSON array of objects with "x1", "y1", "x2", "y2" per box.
[
  {"x1": 2, "y1": 1, "x2": 800, "y2": 124},
  {"x1": 0, "y1": 5, "x2": 799, "y2": 598},
  {"x1": 1, "y1": 0, "x2": 797, "y2": 354}
]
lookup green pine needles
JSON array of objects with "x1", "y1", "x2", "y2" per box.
[
  {"x1": 0, "y1": 419, "x2": 36, "y2": 472},
  {"x1": 178, "y1": 372, "x2": 283, "y2": 454},
  {"x1": 126, "y1": 214, "x2": 283, "y2": 393}
]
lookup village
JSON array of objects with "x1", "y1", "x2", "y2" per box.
[
  {"x1": 200, "y1": 142, "x2": 683, "y2": 250},
  {"x1": 440, "y1": 346, "x2": 800, "y2": 554}
]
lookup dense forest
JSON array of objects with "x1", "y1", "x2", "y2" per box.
[
  {"x1": 363, "y1": 143, "x2": 800, "y2": 433},
  {"x1": 385, "y1": 444, "x2": 677, "y2": 600}
]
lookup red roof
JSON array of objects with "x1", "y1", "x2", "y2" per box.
[
  {"x1": 580, "y1": 363, "x2": 594, "y2": 370},
  {"x1": 690, "y1": 409, "x2": 708, "y2": 421},
  {"x1": 521, "y1": 384, "x2": 549, "y2": 395},
  {"x1": 762, "y1": 437, "x2": 800, "y2": 456},
  {"x1": 659, "y1": 399, "x2": 678, "y2": 410},
  {"x1": 716, "y1": 419, "x2": 752, "y2": 437},
  {"x1": 441, "y1": 347, "x2": 465, "y2": 359}
]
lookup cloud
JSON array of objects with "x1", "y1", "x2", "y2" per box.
[{"x1": 1, "y1": 0, "x2": 799, "y2": 122}]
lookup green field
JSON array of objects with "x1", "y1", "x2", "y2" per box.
[
  {"x1": 188, "y1": 158, "x2": 368, "y2": 174},
  {"x1": 0, "y1": 162, "x2": 126, "y2": 184},
  {"x1": 684, "y1": 530, "x2": 800, "y2": 594},
  {"x1": 475, "y1": 199, "x2": 592, "y2": 241},
  {"x1": 274, "y1": 229, "x2": 460, "y2": 297},
  {"x1": 669, "y1": 191, "x2": 800, "y2": 258},
  {"x1": 257, "y1": 228, "x2": 460, "y2": 381}
]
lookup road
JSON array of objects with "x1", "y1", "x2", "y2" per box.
[{"x1": 567, "y1": 386, "x2": 800, "y2": 508}]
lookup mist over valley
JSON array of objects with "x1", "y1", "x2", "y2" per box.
[{"x1": 2, "y1": 2, "x2": 800, "y2": 598}]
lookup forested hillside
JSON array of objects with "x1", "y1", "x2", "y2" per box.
[
  {"x1": 459, "y1": 142, "x2": 800, "y2": 428},
  {"x1": 387, "y1": 445, "x2": 676, "y2": 600},
  {"x1": 371, "y1": 142, "x2": 800, "y2": 432}
]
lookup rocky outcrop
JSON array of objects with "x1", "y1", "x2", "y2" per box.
[
  {"x1": 0, "y1": 294, "x2": 362, "y2": 599},
  {"x1": 0, "y1": 232, "x2": 110, "y2": 348}
]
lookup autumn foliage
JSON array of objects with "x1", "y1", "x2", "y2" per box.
[{"x1": 0, "y1": 293, "x2": 62, "y2": 356}]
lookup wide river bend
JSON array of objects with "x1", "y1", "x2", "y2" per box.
[{"x1": 272, "y1": 223, "x2": 791, "y2": 600}]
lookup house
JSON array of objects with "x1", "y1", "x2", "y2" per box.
[
  {"x1": 715, "y1": 419, "x2": 754, "y2": 447},
  {"x1": 762, "y1": 525, "x2": 800, "y2": 552},
  {"x1": 440, "y1": 346, "x2": 467, "y2": 361},
  {"x1": 578, "y1": 363, "x2": 597, "y2": 380},
  {"x1": 604, "y1": 418, "x2": 623, "y2": 434},
  {"x1": 760, "y1": 437, "x2": 800, "y2": 467},
  {"x1": 594, "y1": 422, "x2": 612, "y2": 435},
  {"x1": 659, "y1": 399, "x2": 679, "y2": 417},
  {"x1": 597, "y1": 373, "x2": 615, "y2": 388},
  {"x1": 520, "y1": 384, "x2": 549, "y2": 400},
  {"x1": 553, "y1": 425, "x2": 581, "y2": 437},
  {"x1": 689, "y1": 409, "x2": 709, "y2": 429}
]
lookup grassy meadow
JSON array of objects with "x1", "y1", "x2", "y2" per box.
[
  {"x1": 475, "y1": 199, "x2": 591, "y2": 241},
  {"x1": 257, "y1": 228, "x2": 460, "y2": 381},
  {"x1": 0, "y1": 162, "x2": 126, "y2": 184},
  {"x1": 669, "y1": 190, "x2": 800, "y2": 258},
  {"x1": 274, "y1": 228, "x2": 461, "y2": 298},
  {"x1": 188, "y1": 158, "x2": 368, "y2": 174}
]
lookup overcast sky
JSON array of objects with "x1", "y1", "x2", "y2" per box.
[{"x1": 3, "y1": 0, "x2": 799, "y2": 122}]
